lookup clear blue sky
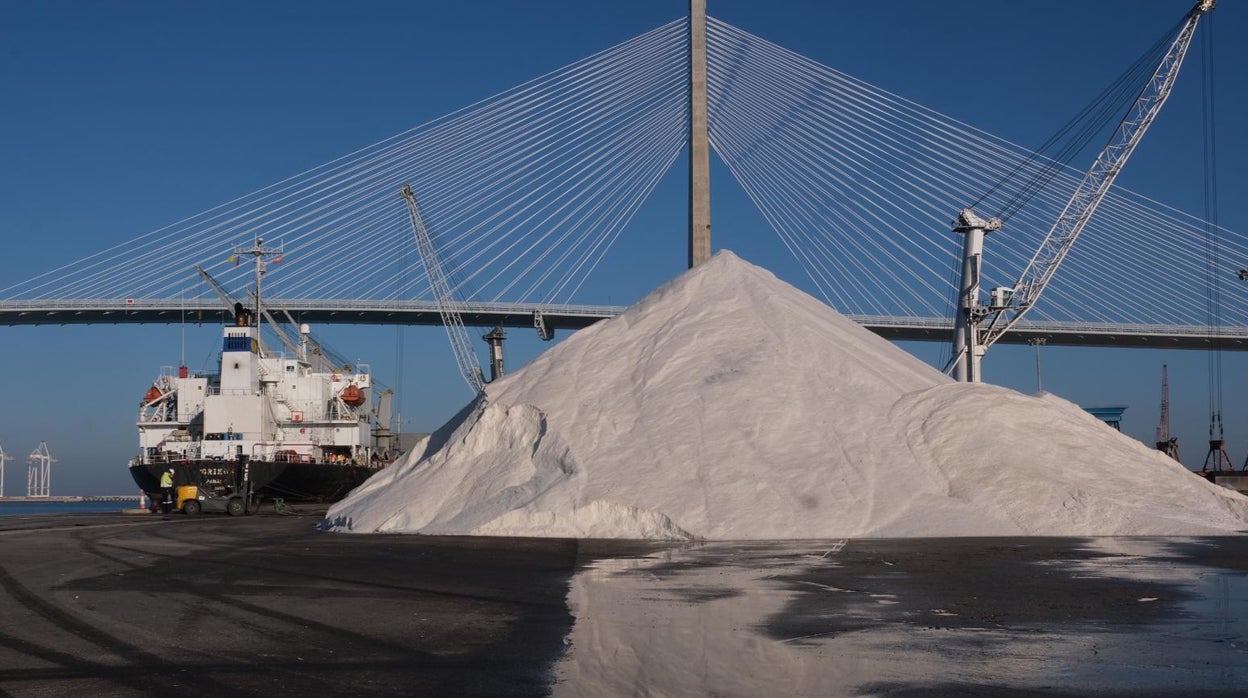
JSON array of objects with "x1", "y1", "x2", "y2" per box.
[{"x1": 1, "y1": 0, "x2": 1245, "y2": 494}]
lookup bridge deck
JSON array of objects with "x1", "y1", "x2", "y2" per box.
[{"x1": 2, "y1": 299, "x2": 1246, "y2": 350}]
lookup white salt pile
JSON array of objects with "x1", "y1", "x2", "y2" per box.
[{"x1": 325, "y1": 251, "x2": 1248, "y2": 539}]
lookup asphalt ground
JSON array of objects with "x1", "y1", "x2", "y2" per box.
[
  {"x1": 0, "y1": 508, "x2": 1246, "y2": 697},
  {"x1": 0, "y1": 506, "x2": 578, "y2": 697}
]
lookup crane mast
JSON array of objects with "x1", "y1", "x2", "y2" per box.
[
  {"x1": 951, "y1": 0, "x2": 1215, "y2": 379},
  {"x1": 1155, "y1": 364, "x2": 1171, "y2": 444},
  {"x1": 1155, "y1": 364, "x2": 1181, "y2": 461},
  {"x1": 401, "y1": 184, "x2": 485, "y2": 395}
]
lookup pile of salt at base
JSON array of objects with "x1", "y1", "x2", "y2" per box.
[{"x1": 324, "y1": 251, "x2": 1248, "y2": 539}]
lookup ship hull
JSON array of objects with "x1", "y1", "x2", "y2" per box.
[
  {"x1": 130, "y1": 459, "x2": 379, "y2": 504},
  {"x1": 1198, "y1": 470, "x2": 1248, "y2": 496}
]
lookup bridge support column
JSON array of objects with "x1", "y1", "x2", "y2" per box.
[{"x1": 688, "y1": 0, "x2": 711, "y2": 267}]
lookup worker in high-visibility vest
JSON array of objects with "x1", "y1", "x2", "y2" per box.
[{"x1": 159, "y1": 468, "x2": 174, "y2": 514}]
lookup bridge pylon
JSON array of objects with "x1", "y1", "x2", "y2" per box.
[{"x1": 688, "y1": 0, "x2": 711, "y2": 267}]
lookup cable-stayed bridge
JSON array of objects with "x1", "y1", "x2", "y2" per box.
[{"x1": 3, "y1": 11, "x2": 1246, "y2": 352}]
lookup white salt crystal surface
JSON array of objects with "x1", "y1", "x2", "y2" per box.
[{"x1": 325, "y1": 251, "x2": 1248, "y2": 538}]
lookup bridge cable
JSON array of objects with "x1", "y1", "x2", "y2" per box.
[
  {"x1": 970, "y1": 16, "x2": 1186, "y2": 222},
  {"x1": 7, "y1": 14, "x2": 1248, "y2": 346},
  {"x1": 706, "y1": 17, "x2": 1238, "y2": 326}
]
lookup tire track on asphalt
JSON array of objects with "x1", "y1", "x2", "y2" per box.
[
  {"x1": 0, "y1": 563, "x2": 239, "y2": 697},
  {"x1": 66, "y1": 526, "x2": 468, "y2": 673}
]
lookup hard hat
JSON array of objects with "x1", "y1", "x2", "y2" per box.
[{"x1": 168, "y1": 468, "x2": 175, "y2": 473}]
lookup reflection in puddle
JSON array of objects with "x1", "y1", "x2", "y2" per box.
[
  {"x1": 553, "y1": 539, "x2": 1248, "y2": 696},
  {"x1": 553, "y1": 543, "x2": 870, "y2": 696}
]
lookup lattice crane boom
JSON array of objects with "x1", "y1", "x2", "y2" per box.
[
  {"x1": 195, "y1": 264, "x2": 281, "y2": 357},
  {"x1": 194, "y1": 264, "x2": 239, "y2": 311},
  {"x1": 401, "y1": 184, "x2": 485, "y2": 395},
  {"x1": 1156, "y1": 364, "x2": 1171, "y2": 444},
  {"x1": 978, "y1": 0, "x2": 1215, "y2": 351},
  {"x1": 1154, "y1": 364, "x2": 1181, "y2": 461}
]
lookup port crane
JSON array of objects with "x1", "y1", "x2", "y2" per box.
[
  {"x1": 1155, "y1": 365, "x2": 1181, "y2": 462},
  {"x1": 401, "y1": 184, "x2": 486, "y2": 395},
  {"x1": 0, "y1": 442, "x2": 11, "y2": 497},
  {"x1": 950, "y1": 0, "x2": 1215, "y2": 381},
  {"x1": 26, "y1": 441, "x2": 54, "y2": 498}
]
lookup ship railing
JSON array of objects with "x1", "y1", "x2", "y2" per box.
[
  {"x1": 205, "y1": 387, "x2": 256, "y2": 396},
  {"x1": 251, "y1": 443, "x2": 319, "y2": 464},
  {"x1": 140, "y1": 451, "x2": 194, "y2": 465},
  {"x1": 250, "y1": 442, "x2": 370, "y2": 466}
]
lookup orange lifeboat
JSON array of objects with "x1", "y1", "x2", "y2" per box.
[
  {"x1": 143, "y1": 386, "x2": 163, "y2": 404},
  {"x1": 340, "y1": 384, "x2": 365, "y2": 407}
]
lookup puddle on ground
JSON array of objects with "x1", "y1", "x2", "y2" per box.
[{"x1": 552, "y1": 538, "x2": 1248, "y2": 696}]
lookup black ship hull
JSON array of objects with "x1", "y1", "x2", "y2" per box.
[
  {"x1": 1198, "y1": 469, "x2": 1248, "y2": 496},
  {"x1": 130, "y1": 458, "x2": 379, "y2": 504}
]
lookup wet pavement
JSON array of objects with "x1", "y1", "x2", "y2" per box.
[
  {"x1": 0, "y1": 509, "x2": 1245, "y2": 696},
  {"x1": 556, "y1": 537, "x2": 1248, "y2": 696}
]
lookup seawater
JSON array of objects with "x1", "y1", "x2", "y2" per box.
[{"x1": 0, "y1": 500, "x2": 140, "y2": 516}]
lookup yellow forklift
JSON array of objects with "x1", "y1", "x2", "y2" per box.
[{"x1": 176, "y1": 458, "x2": 257, "y2": 516}]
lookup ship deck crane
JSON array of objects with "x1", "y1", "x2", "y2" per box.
[
  {"x1": 401, "y1": 184, "x2": 486, "y2": 395},
  {"x1": 278, "y1": 305, "x2": 340, "y2": 373},
  {"x1": 194, "y1": 264, "x2": 294, "y2": 358},
  {"x1": 194, "y1": 264, "x2": 240, "y2": 313},
  {"x1": 950, "y1": 0, "x2": 1215, "y2": 381},
  {"x1": 247, "y1": 289, "x2": 302, "y2": 358},
  {"x1": 195, "y1": 265, "x2": 364, "y2": 377}
]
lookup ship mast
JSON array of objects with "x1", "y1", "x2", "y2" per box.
[{"x1": 233, "y1": 236, "x2": 284, "y2": 329}]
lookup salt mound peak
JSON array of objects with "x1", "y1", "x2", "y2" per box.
[{"x1": 325, "y1": 250, "x2": 1248, "y2": 539}]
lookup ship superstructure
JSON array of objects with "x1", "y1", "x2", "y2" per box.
[{"x1": 130, "y1": 238, "x2": 396, "y2": 502}]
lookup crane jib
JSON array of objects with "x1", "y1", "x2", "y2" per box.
[
  {"x1": 980, "y1": 4, "x2": 1211, "y2": 352},
  {"x1": 401, "y1": 184, "x2": 486, "y2": 395}
]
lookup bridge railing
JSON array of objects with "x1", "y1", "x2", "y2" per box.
[
  {"x1": 0, "y1": 297, "x2": 625, "y2": 317},
  {"x1": 4, "y1": 299, "x2": 1248, "y2": 348},
  {"x1": 848, "y1": 314, "x2": 1248, "y2": 338}
]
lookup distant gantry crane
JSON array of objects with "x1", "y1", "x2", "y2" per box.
[
  {"x1": 26, "y1": 441, "x2": 54, "y2": 498},
  {"x1": 0, "y1": 442, "x2": 12, "y2": 497},
  {"x1": 949, "y1": 0, "x2": 1215, "y2": 381}
]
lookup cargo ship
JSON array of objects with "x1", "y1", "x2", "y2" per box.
[{"x1": 129, "y1": 238, "x2": 400, "y2": 504}]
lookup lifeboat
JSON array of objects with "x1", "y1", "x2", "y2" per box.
[
  {"x1": 143, "y1": 386, "x2": 163, "y2": 404},
  {"x1": 340, "y1": 384, "x2": 365, "y2": 407}
]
